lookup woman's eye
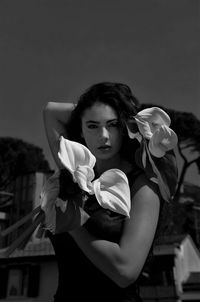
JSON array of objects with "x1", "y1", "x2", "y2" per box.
[
  {"x1": 87, "y1": 124, "x2": 98, "y2": 129},
  {"x1": 108, "y1": 122, "x2": 119, "y2": 128}
]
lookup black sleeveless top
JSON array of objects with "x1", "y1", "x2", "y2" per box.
[{"x1": 49, "y1": 169, "x2": 145, "y2": 302}]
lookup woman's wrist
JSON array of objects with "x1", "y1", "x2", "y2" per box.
[
  {"x1": 79, "y1": 207, "x2": 90, "y2": 225},
  {"x1": 68, "y1": 209, "x2": 90, "y2": 237},
  {"x1": 55, "y1": 201, "x2": 90, "y2": 234}
]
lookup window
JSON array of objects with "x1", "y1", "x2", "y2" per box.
[
  {"x1": 0, "y1": 264, "x2": 40, "y2": 299},
  {"x1": 7, "y1": 267, "x2": 28, "y2": 298}
]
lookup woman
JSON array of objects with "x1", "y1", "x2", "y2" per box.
[{"x1": 43, "y1": 82, "x2": 178, "y2": 302}]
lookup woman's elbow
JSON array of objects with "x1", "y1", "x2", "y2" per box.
[
  {"x1": 114, "y1": 265, "x2": 141, "y2": 288},
  {"x1": 43, "y1": 103, "x2": 51, "y2": 118},
  {"x1": 43, "y1": 102, "x2": 55, "y2": 113}
]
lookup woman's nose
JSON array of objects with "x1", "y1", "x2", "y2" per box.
[{"x1": 100, "y1": 127, "x2": 109, "y2": 140}]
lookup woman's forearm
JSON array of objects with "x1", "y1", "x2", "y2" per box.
[
  {"x1": 43, "y1": 101, "x2": 75, "y2": 168},
  {"x1": 69, "y1": 180, "x2": 160, "y2": 288},
  {"x1": 69, "y1": 227, "x2": 137, "y2": 288},
  {"x1": 43, "y1": 101, "x2": 75, "y2": 126}
]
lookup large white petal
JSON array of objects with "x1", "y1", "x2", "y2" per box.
[
  {"x1": 134, "y1": 117, "x2": 152, "y2": 139},
  {"x1": 74, "y1": 165, "x2": 95, "y2": 193},
  {"x1": 149, "y1": 125, "x2": 178, "y2": 157},
  {"x1": 136, "y1": 107, "x2": 171, "y2": 136},
  {"x1": 58, "y1": 136, "x2": 96, "y2": 174},
  {"x1": 92, "y1": 169, "x2": 131, "y2": 217}
]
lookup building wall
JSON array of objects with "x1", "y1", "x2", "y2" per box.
[{"x1": 174, "y1": 237, "x2": 200, "y2": 287}]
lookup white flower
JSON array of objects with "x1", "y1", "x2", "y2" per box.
[
  {"x1": 92, "y1": 169, "x2": 131, "y2": 217},
  {"x1": 148, "y1": 124, "x2": 178, "y2": 157},
  {"x1": 128, "y1": 107, "x2": 178, "y2": 157},
  {"x1": 40, "y1": 172, "x2": 71, "y2": 234},
  {"x1": 40, "y1": 171, "x2": 60, "y2": 233},
  {"x1": 40, "y1": 137, "x2": 132, "y2": 235},
  {"x1": 58, "y1": 136, "x2": 96, "y2": 193},
  {"x1": 135, "y1": 107, "x2": 171, "y2": 138}
]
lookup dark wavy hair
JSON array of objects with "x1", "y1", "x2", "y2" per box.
[{"x1": 66, "y1": 82, "x2": 140, "y2": 163}]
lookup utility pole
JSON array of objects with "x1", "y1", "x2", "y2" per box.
[{"x1": 193, "y1": 205, "x2": 200, "y2": 249}]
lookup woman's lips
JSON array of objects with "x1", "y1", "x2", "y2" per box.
[{"x1": 98, "y1": 145, "x2": 111, "y2": 152}]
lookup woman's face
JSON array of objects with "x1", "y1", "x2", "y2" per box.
[{"x1": 81, "y1": 102, "x2": 123, "y2": 161}]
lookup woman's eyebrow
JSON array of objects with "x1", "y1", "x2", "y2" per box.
[
  {"x1": 85, "y1": 120, "x2": 99, "y2": 124},
  {"x1": 107, "y1": 119, "x2": 118, "y2": 122},
  {"x1": 86, "y1": 118, "x2": 118, "y2": 124}
]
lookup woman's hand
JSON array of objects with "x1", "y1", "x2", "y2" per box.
[
  {"x1": 55, "y1": 199, "x2": 90, "y2": 234},
  {"x1": 40, "y1": 171, "x2": 90, "y2": 234}
]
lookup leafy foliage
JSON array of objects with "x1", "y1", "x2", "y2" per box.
[
  {"x1": 0, "y1": 137, "x2": 50, "y2": 190},
  {"x1": 139, "y1": 104, "x2": 200, "y2": 247},
  {"x1": 140, "y1": 103, "x2": 200, "y2": 198}
]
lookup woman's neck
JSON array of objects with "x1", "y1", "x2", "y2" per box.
[{"x1": 95, "y1": 155, "x2": 133, "y2": 177}]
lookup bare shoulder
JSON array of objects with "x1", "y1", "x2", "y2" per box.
[
  {"x1": 131, "y1": 171, "x2": 160, "y2": 198},
  {"x1": 128, "y1": 170, "x2": 161, "y2": 219}
]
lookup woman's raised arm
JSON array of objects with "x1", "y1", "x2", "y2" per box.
[{"x1": 43, "y1": 101, "x2": 74, "y2": 168}]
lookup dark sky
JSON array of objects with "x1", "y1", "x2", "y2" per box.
[{"x1": 0, "y1": 0, "x2": 199, "y2": 183}]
